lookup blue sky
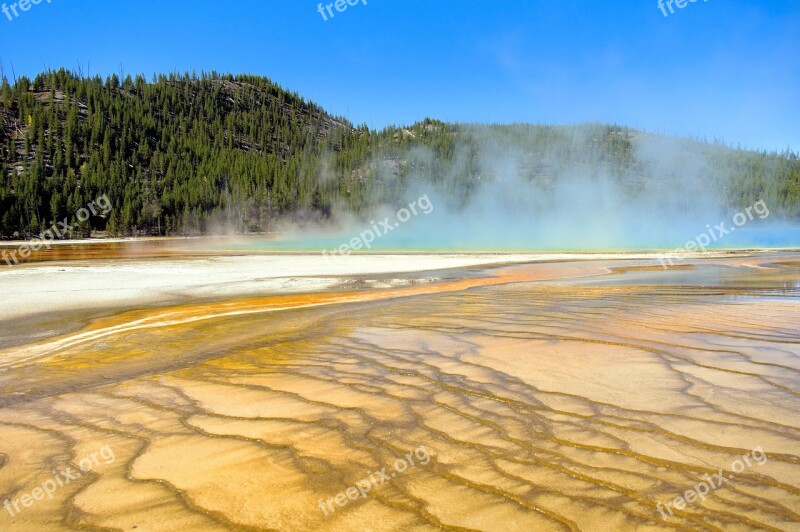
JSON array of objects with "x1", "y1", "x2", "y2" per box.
[{"x1": 1, "y1": 0, "x2": 798, "y2": 151}]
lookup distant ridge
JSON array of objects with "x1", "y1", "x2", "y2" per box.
[{"x1": 1, "y1": 69, "x2": 798, "y2": 238}]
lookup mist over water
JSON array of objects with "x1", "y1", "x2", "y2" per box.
[{"x1": 224, "y1": 125, "x2": 800, "y2": 252}]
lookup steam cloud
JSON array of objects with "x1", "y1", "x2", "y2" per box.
[{"x1": 297, "y1": 125, "x2": 798, "y2": 251}]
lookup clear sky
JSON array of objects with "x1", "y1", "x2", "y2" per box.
[{"x1": 1, "y1": 0, "x2": 798, "y2": 151}]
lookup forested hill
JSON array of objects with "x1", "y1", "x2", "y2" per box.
[
  {"x1": 1, "y1": 69, "x2": 799, "y2": 239},
  {"x1": 0, "y1": 69, "x2": 368, "y2": 237}
]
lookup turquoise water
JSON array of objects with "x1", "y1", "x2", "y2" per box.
[{"x1": 197, "y1": 227, "x2": 800, "y2": 253}]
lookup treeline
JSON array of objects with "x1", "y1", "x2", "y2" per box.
[
  {"x1": 0, "y1": 69, "x2": 798, "y2": 238},
  {"x1": 0, "y1": 69, "x2": 373, "y2": 237}
]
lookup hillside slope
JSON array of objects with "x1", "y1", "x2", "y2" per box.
[{"x1": 1, "y1": 70, "x2": 798, "y2": 239}]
